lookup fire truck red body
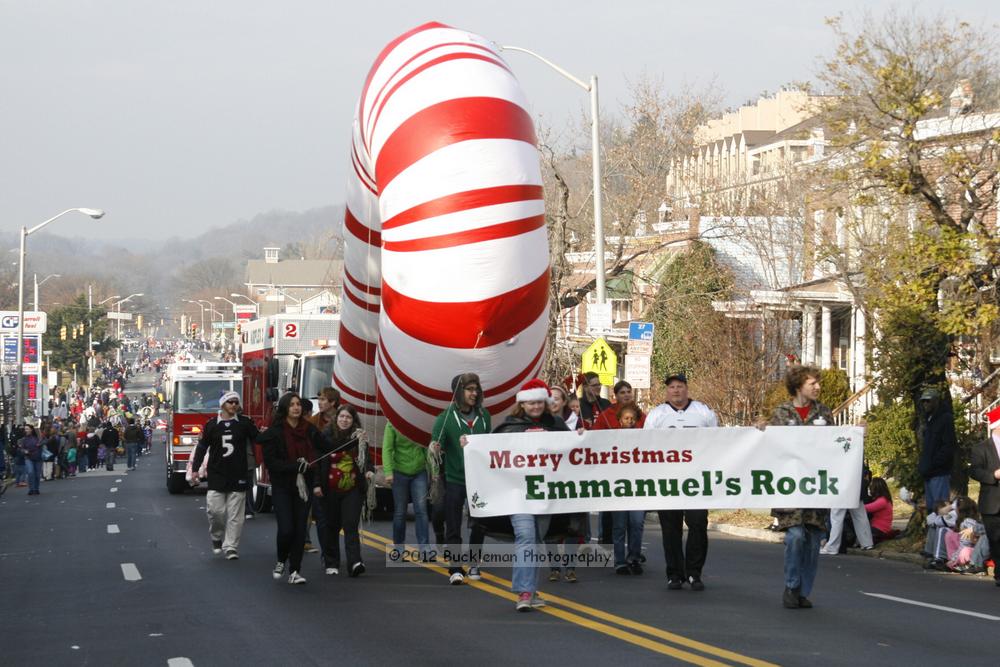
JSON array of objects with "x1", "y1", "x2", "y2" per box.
[
  {"x1": 164, "y1": 361, "x2": 243, "y2": 494},
  {"x1": 240, "y1": 314, "x2": 339, "y2": 512}
]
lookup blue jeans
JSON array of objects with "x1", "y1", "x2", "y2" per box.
[
  {"x1": 512, "y1": 514, "x2": 541, "y2": 594},
  {"x1": 784, "y1": 525, "x2": 822, "y2": 596},
  {"x1": 924, "y1": 475, "x2": 951, "y2": 513},
  {"x1": 26, "y1": 459, "x2": 42, "y2": 493},
  {"x1": 392, "y1": 470, "x2": 429, "y2": 548},
  {"x1": 14, "y1": 462, "x2": 26, "y2": 484},
  {"x1": 126, "y1": 443, "x2": 138, "y2": 469},
  {"x1": 612, "y1": 510, "x2": 645, "y2": 567}
]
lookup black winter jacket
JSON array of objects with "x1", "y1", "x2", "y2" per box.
[
  {"x1": 258, "y1": 421, "x2": 322, "y2": 489},
  {"x1": 192, "y1": 415, "x2": 260, "y2": 493},
  {"x1": 918, "y1": 408, "x2": 957, "y2": 480}
]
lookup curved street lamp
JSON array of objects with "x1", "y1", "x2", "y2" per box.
[{"x1": 16, "y1": 208, "x2": 104, "y2": 424}]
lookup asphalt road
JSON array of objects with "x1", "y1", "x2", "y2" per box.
[{"x1": 3, "y1": 367, "x2": 999, "y2": 665}]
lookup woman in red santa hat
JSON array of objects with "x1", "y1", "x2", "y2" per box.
[{"x1": 492, "y1": 378, "x2": 570, "y2": 611}]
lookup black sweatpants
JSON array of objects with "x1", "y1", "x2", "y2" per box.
[
  {"x1": 658, "y1": 509, "x2": 709, "y2": 580},
  {"x1": 321, "y1": 485, "x2": 362, "y2": 570},
  {"x1": 271, "y1": 484, "x2": 309, "y2": 573}
]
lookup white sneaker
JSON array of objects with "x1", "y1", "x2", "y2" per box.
[
  {"x1": 819, "y1": 548, "x2": 837, "y2": 555},
  {"x1": 449, "y1": 572, "x2": 465, "y2": 585},
  {"x1": 288, "y1": 571, "x2": 306, "y2": 584},
  {"x1": 467, "y1": 566, "x2": 482, "y2": 580},
  {"x1": 272, "y1": 562, "x2": 285, "y2": 579},
  {"x1": 325, "y1": 567, "x2": 339, "y2": 575}
]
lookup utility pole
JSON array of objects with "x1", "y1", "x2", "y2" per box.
[{"x1": 88, "y1": 284, "x2": 93, "y2": 387}]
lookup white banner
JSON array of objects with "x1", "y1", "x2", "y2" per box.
[{"x1": 464, "y1": 426, "x2": 863, "y2": 516}]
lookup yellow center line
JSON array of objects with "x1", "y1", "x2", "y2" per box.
[
  {"x1": 358, "y1": 536, "x2": 731, "y2": 666},
  {"x1": 360, "y1": 529, "x2": 776, "y2": 667}
]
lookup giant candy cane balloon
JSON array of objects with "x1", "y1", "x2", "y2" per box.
[{"x1": 334, "y1": 22, "x2": 549, "y2": 443}]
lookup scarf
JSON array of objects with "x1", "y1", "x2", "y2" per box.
[{"x1": 283, "y1": 419, "x2": 312, "y2": 462}]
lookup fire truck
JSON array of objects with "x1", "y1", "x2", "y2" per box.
[
  {"x1": 164, "y1": 361, "x2": 243, "y2": 494},
  {"x1": 240, "y1": 314, "x2": 339, "y2": 511}
]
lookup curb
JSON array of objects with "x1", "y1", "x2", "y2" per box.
[
  {"x1": 710, "y1": 522, "x2": 996, "y2": 580},
  {"x1": 707, "y1": 522, "x2": 783, "y2": 543}
]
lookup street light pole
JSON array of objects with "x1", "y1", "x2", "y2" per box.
[
  {"x1": 184, "y1": 300, "x2": 205, "y2": 341},
  {"x1": 15, "y1": 208, "x2": 104, "y2": 425},
  {"x1": 496, "y1": 44, "x2": 606, "y2": 305},
  {"x1": 33, "y1": 273, "x2": 60, "y2": 311},
  {"x1": 113, "y1": 293, "x2": 143, "y2": 364}
]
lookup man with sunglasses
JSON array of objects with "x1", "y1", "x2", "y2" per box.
[{"x1": 192, "y1": 390, "x2": 260, "y2": 560}]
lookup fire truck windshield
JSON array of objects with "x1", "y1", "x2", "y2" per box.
[
  {"x1": 175, "y1": 379, "x2": 242, "y2": 413},
  {"x1": 300, "y1": 356, "x2": 336, "y2": 401}
]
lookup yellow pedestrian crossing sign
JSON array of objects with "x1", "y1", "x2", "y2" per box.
[{"x1": 582, "y1": 337, "x2": 617, "y2": 385}]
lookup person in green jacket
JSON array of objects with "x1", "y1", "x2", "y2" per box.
[
  {"x1": 383, "y1": 421, "x2": 430, "y2": 551},
  {"x1": 429, "y1": 372, "x2": 491, "y2": 584}
]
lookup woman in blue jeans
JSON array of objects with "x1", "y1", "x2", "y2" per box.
[{"x1": 492, "y1": 379, "x2": 574, "y2": 612}]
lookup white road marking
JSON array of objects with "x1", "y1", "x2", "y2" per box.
[
  {"x1": 110, "y1": 487, "x2": 118, "y2": 493},
  {"x1": 71, "y1": 646, "x2": 80, "y2": 650},
  {"x1": 107, "y1": 502, "x2": 116, "y2": 508},
  {"x1": 167, "y1": 658, "x2": 194, "y2": 667},
  {"x1": 120, "y1": 563, "x2": 142, "y2": 581},
  {"x1": 149, "y1": 633, "x2": 164, "y2": 637},
  {"x1": 862, "y1": 592, "x2": 1000, "y2": 621},
  {"x1": 115, "y1": 479, "x2": 122, "y2": 483},
  {"x1": 107, "y1": 524, "x2": 120, "y2": 534}
]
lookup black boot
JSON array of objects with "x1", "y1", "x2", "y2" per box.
[{"x1": 783, "y1": 587, "x2": 800, "y2": 609}]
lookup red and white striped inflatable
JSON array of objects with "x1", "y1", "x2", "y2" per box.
[{"x1": 334, "y1": 22, "x2": 549, "y2": 444}]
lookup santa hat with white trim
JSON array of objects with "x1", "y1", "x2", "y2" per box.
[
  {"x1": 988, "y1": 405, "x2": 1000, "y2": 431},
  {"x1": 517, "y1": 378, "x2": 552, "y2": 404}
]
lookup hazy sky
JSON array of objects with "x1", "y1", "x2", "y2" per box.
[{"x1": 2, "y1": 0, "x2": 997, "y2": 240}]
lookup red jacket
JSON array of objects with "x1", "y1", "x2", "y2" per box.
[{"x1": 590, "y1": 404, "x2": 645, "y2": 430}]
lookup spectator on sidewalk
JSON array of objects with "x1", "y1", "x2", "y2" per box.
[
  {"x1": 917, "y1": 388, "x2": 956, "y2": 513},
  {"x1": 865, "y1": 477, "x2": 895, "y2": 543}
]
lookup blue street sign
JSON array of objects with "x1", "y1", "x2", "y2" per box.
[{"x1": 628, "y1": 321, "x2": 654, "y2": 341}]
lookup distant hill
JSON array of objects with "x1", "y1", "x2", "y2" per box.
[{"x1": 0, "y1": 205, "x2": 345, "y2": 307}]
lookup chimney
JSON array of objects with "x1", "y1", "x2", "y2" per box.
[
  {"x1": 264, "y1": 247, "x2": 280, "y2": 264},
  {"x1": 949, "y1": 79, "x2": 974, "y2": 117}
]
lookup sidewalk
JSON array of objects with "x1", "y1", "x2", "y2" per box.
[{"x1": 707, "y1": 517, "x2": 997, "y2": 579}]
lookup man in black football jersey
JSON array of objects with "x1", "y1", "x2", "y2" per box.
[{"x1": 192, "y1": 391, "x2": 260, "y2": 560}]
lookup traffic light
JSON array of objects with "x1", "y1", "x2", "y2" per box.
[
  {"x1": 71, "y1": 323, "x2": 77, "y2": 339},
  {"x1": 136, "y1": 314, "x2": 143, "y2": 330},
  {"x1": 60, "y1": 324, "x2": 67, "y2": 340}
]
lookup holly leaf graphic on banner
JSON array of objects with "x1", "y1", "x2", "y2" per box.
[
  {"x1": 835, "y1": 436, "x2": 852, "y2": 453},
  {"x1": 470, "y1": 492, "x2": 487, "y2": 510}
]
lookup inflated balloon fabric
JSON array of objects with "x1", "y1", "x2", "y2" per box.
[{"x1": 334, "y1": 22, "x2": 549, "y2": 443}]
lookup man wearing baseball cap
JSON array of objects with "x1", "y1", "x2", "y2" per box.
[
  {"x1": 970, "y1": 405, "x2": 1000, "y2": 587},
  {"x1": 917, "y1": 387, "x2": 956, "y2": 513},
  {"x1": 191, "y1": 391, "x2": 260, "y2": 560},
  {"x1": 643, "y1": 372, "x2": 718, "y2": 591}
]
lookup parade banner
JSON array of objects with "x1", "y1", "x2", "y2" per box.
[{"x1": 464, "y1": 426, "x2": 863, "y2": 517}]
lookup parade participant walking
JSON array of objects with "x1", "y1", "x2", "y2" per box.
[
  {"x1": 191, "y1": 391, "x2": 260, "y2": 560},
  {"x1": 20, "y1": 425, "x2": 43, "y2": 495},
  {"x1": 313, "y1": 405, "x2": 373, "y2": 577},
  {"x1": 493, "y1": 378, "x2": 571, "y2": 611},
  {"x1": 578, "y1": 372, "x2": 610, "y2": 428},
  {"x1": 765, "y1": 365, "x2": 834, "y2": 609},
  {"x1": 591, "y1": 381, "x2": 645, "y2": 430},
  {"x1": 259, "y1": 392, "x2": 323, "y2": 584},
  {"x1": 123, "y1": 418, "x2": 144, "y2": 471},
  {"x1": 383, "y1": 419, "x2": 430, "y2": 553},
  {"x1": 303, "y1": 387, "x2": 341, "y2": 551},
  {"x1": 644, "y1": 373, "x2": 718, "y2": 590},
  {"x1": 430, "y1": 373, "x2": 491, "y2": 585}
]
